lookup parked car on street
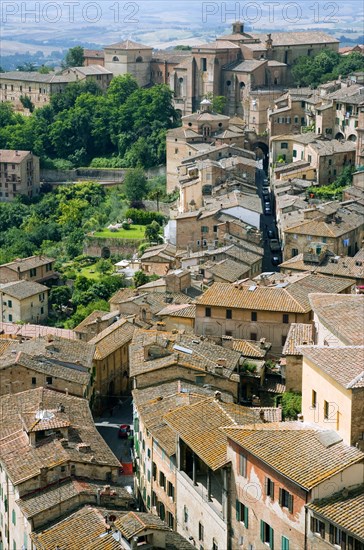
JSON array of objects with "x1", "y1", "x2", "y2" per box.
[
  {"x1": 263, "y1": 178, "x2": 269, "y2": 187},
  {"x1": 267, "y1": 229, "x2": 275, "y2": 239},
  {"x1": 262, "y1": 188, "x2": 270, "y2": 197},
  {"x1": 264, "y1": 205, "x2": 271, "y2": 215},
  {"x1": 271, "y1": 255, "x2": 280, "y2": 266},
  {"x1": 269, "y1": 238, "x2": 280, "y2": 252}
]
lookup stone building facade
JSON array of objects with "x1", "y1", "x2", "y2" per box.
[{"x1": 0, "y1": 150, "x2": 40, "y2": 202}]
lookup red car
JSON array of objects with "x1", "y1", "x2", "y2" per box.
[{"x1": 118, "y1": 424, "x2": 131, "y2": 438}]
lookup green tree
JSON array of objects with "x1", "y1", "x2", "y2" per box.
[
  {"x1": 95, "y1": 258, "x2": 113, "y2": 276},
  {"x1": 49, "y1": 286, "x2": 72, "y2": 311},
  {"x1": 281, "y1": 392, "x2": 302, "y2": 420},
  {"x1": 63, "y1": 46, "x2": 84, "y2": 68},
  {"x1": 123, "y1": 167, "x2": 148, "y2": 204},
  {"x1": 204, "y1": 92, "x2": 227, "y2": 113},
  {"x1": 19, "y1": 95, "x2": 35, "y2": 113},
  {"x1": 145, "y1": 220, "x2": 163, "y2": 244},
  {"x1": 107, "y1": 74, "x2": 139, "y2": 105},
  {"x1": 134, "y1": 270, "x2": 149, "y2": 287}
]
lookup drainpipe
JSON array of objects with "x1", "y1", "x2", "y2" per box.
[{"x1": 304, "y1": 490, "x2": 309, "y2": 550}]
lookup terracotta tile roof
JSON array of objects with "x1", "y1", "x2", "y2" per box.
[
  {"x1": 300, "y1": 346, "x2": 364, "y2": 389},
  {"x1": 18, "y1": 479, "x2": 132, "y2": 519},
  {"x1": 116, "y1": 511, "x2": 169, "y2": 538},
  {"x1": 132, "y1": 380, "x2": 234, "y2": 407},
  {"x1": 0, "y1": 149, "x2": 33, "y2": 163},
  {"x1": 307, "y1": 485, "x2": 364, "y2": 539},
  {"x1": 73, "y1": 310, "x2": 109, "y2": 333},
  {"x1": 0, "y1": 351, "x2": 90, "y2": 386},
  {"x1": 157, "y1": 303, "x2": 196, "y2": 318},
  {"x1": 89, "y1": 318, "x2": 135, "y2": 359},
  {"x1": 222, "y1": 423, "x2": 364, "y2": 490},
  {"x1": 283, "y1": 323, "x2": 314, "y2": 355},
  {"x1": 284, "y1": 213, "x2": 363, "y2": 237},
  {"x1": 134, "y1": 390, "x2": 217, "y2": 456},
  {"x1": 31, "y1": 506, "x2": 123, "y2": 550},
  {"x1": 309, "y1": 294, "x2": 364, "y2": 345},
  {"x1": 195, "y1": 275, "x2": 352, "y2": 313},
  {"x1": 0, "y1": 339, "x2": 13, "y2": 356},
  {"x1": 0, "y1": 322, "x2": 76, "y2": 340},
  {"x1": 0, "y1": 254, "x2": 54, "y2": 272},
  {"x1": 0, "y1": 388, "x2": 120, "y2": 485},
  {"x1": 252, "y1": 31, "x2": 339, "y2": 45},
  {"x1": 83, "y1": 49, "x2": 104, "y2": 58},
  {"x1": 209, "y1": 258, "x2": 250, "y2": 283},
  {"x1": 129, "y1": 329, "x2": 241, "y2": 381},
  {"x1": 109, "y1": 288, "x2": 137, "y2": 304},
  {"x1": 232, "y1": 339, "x2": 267, "y2": 358},
  {"x1": 0, "y1": 280, "x2": 49, "y2": 299},
  {"x1": 164, "y1": 397, "x2": 268, "y2": 470},
  {"x1": 0, "y1": 335, "x2": 94, "y2": 370},
  {"x1": 279, "y1": 251, "x2": 364, "y2": 281},
  {"x1": 105, "y1": 39, "x2": 152, "y2": 50}
]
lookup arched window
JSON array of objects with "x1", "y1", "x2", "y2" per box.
[
  {"x1": 136, "y1": 56, "x2": 143, "y2": 62},
  {"x1": 226, "y1": 80, "x2": 231, "y2": 87},
  {"x1": 179, "y1": 77, "x2": 184, "y2": 83},
  {"x1": 112, "y1": 56, "x2": 119, "y2": 62},
  {"x1": 240, "y1": 82, "x2": 245, "y2": 89}
]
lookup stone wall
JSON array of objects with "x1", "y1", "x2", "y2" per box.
[
  {"x1": 84, "y1": 236, "x2": 143, "y2": 258},
  {"x1": 41, "y1": 165, "x2": 165, "y2": 183}
]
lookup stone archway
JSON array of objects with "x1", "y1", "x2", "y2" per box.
[
  {"x1": 101, "y1": 246, "x2": 110, "y2": 259},
  {"x1": 252, "y1": 141, "x2": 269, "y2": 172},
  {"x1": 348, "y1": 134, "x2": 357, "y2": 142},
  {"x1": 335, "y1": 132, "x2": 345, "y2": 140}
]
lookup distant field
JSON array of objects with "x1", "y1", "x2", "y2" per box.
[{"x1": 93, "y1": 225, "x2": 145, "y2": 240}]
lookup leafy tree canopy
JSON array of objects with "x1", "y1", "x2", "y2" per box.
[
  {"x1": 62, "y1": 46, "x2": 84, "y2": 68},
  {"x1": 292, "y1": 51, "x2": 364, "y2": 87}
]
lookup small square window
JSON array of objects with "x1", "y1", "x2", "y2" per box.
[
  {"x1": 250, "y1": 332, "x2": 257, "y2": 341},
  {"x1": 46, "y1": 376, "x2": 52, "y2": 385},
  {"x1": 226, "y1": 309, "x2": 232, "y2": 319},
  {"x1": 283, "y1": 314, "x2": 289, "y2": 324},
  {"x1": 32, "y1": 377, "x2": 36, "y2": 385},
  {"x1": 205, "y1": 307, "x2": 211, "y2": 317},
  {"x1": 251, "y1": 311, "x2": 257, "y2": 322}
]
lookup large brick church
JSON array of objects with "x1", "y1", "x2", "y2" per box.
[{"x1": 84, "y1": 23, "x2": 339, "y2": 115}]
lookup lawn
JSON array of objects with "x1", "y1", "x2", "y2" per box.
[
  {"x1": 78, "y1": 264, "x2": 101, "y2": 280},
  {"x1": 93, "y1": 225, "x2": 146, "y2": 240}
]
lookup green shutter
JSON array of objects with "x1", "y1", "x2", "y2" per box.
[
  {"x1": 271, "y1": 481, "x2": 275, "y2": 500},
  {"x1": 260, "y1": 520, "x2": 264, "y2": 542},
  {"x1": 279, "y1": 487, "x2": 282, "y2": 506},
  {"x1": 270, "y1": 526, "x2": 274, "y2": 550},
  {"x1": 282, "y1": 536, "x2": 289, "y2": 550},
  {"x1": 236, "y1": 499, "x2": 240, "y2": 521},
  {"x1": 244, "y1": 506, "x2": 249, "y2": 528},
  {"x1": 288, "y1": 494, "x2": 294, "y2": 513}
]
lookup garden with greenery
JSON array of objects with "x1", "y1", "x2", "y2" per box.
[
  {"x1": 0, "y1": 73, "x2": 179, "y2": 169},
  {"x1": 291, "y1": 50, "x2": 364, "y2": 87}
]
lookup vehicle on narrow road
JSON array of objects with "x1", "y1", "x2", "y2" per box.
[
  {"x1": 267, "y1": 229, "x2": 275, "y2": 239},
  {"x1": 262, "y1": 188, "x2": 270, "y2": 197},
  {"x1": 269, "y1": 238, "x2": 280, "y2": 252},
  {"x1": 118, "y1": 424, "x2": 131, "y2": 438},
  {"x1": 271, "y1": 255, "x2": 281, "y2": 266},
  {"x1": 264, "y1": 205, "x2": 271, "y2": 215}
]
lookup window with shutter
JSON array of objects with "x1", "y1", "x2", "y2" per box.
[
  {"x1": 239, "y1": 454, "x2": 247, "y2": 477},
  {"x1": 281, "y1": 536, "x2": 289, "y2": 550}
]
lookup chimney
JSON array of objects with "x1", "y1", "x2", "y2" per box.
[
  {"x1": 214, "y1": 390, "x2": 222, "y2": 402},
  {"x1": 221, "y1": 336, "x2": 233, "y2": 349},
  {"x1": 259, "y1": 410, "x2": 266, "y2": 423},
  {"x1": 297, "y1": 413, "x2": 304, "y2": 422},
  {"x1": 217, "y1": 358, "x2": 227, "y2": 366},
  {"x1": 259, "y1": 337, "x2": 266, "y2": 349}
]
